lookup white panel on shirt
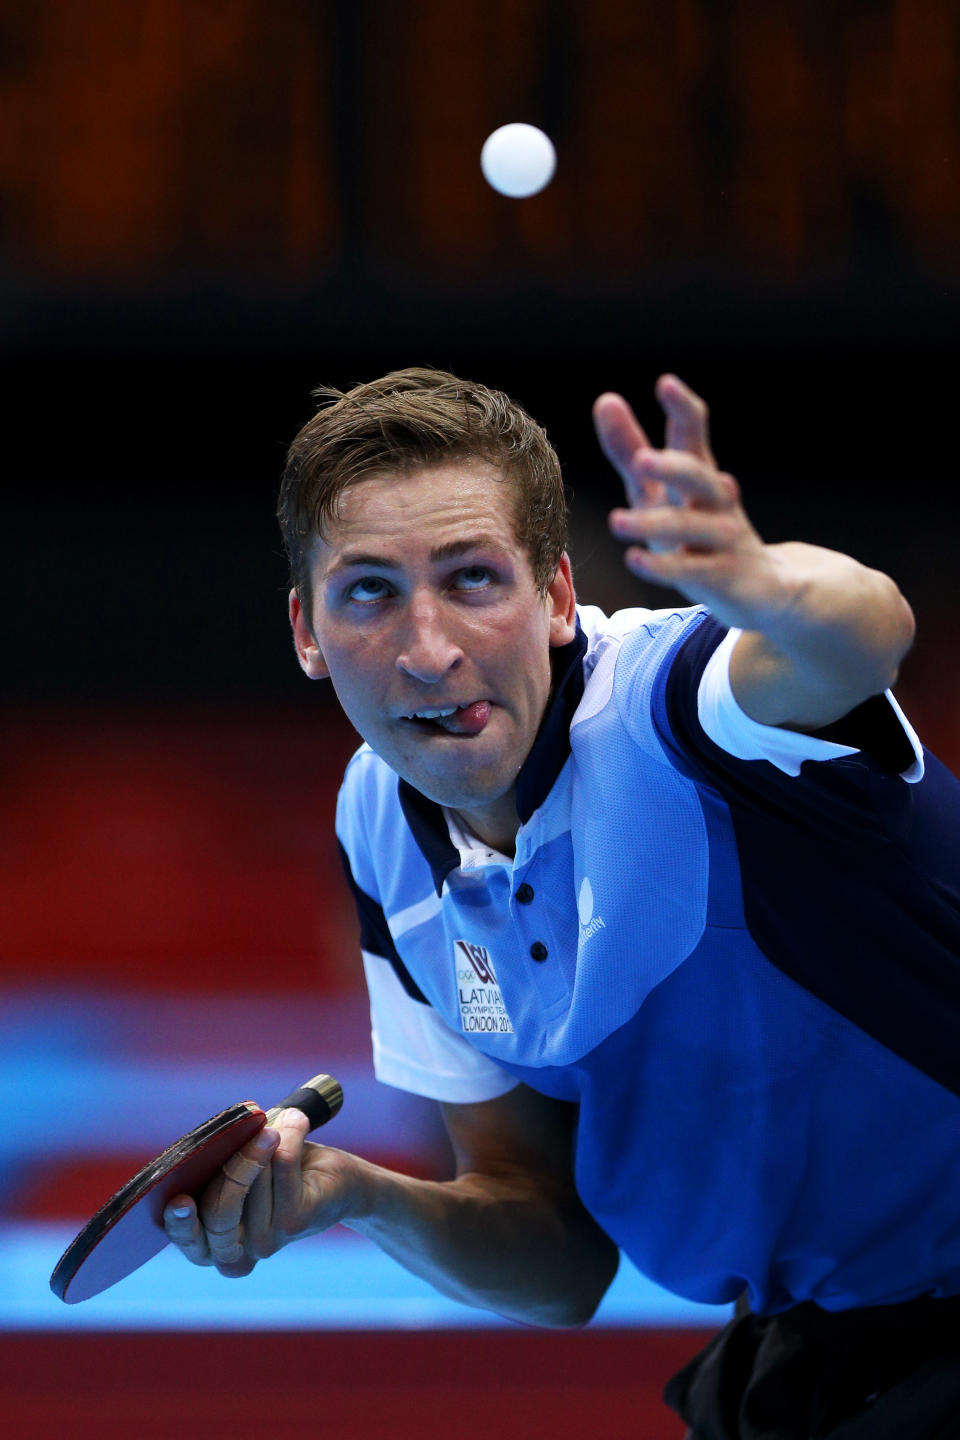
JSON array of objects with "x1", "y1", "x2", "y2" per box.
[
  {"x1": 697, "y1": 628, "x2": 924, "y2": 782},
  {"x1": 362, "y1": 951, "x2": 519, "y2": 1104}
]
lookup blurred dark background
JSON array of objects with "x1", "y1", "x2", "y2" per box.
[
  {"x1": 1, "y1": 4, "x2": 958, "y2": 1433},
  {"x1": 3, "y1": 0, "x2": 958, "y2": 706}
]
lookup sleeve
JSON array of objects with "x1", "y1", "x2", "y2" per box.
[
  {"x1": 362, "y1": 951, "x2": 520, "y2": 1103},
  {"x1": 335, "y1": 758, "x2": 518, "y2": 1105},
  {"x1": 660, "y1": 618, "x2": 960, "y2": 1102},
  {"x1": 697, "y1": 626, "x2": 924, "y2": 782}
]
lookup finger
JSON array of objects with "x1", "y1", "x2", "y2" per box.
[
  {"x1": 656, "y1": 374, "x2": 715, "y2": 463},
  {"x1": 242, "y1": 1155, "x2": 275, "y2": 1257},
  {"x1": 244, "y1": 1109, "x2": 309, "y2": 1256},
  {"x1": 622, "y1": 547, "x2": 693, "y2": 588},
  {"x1": 632, "y1": 451, "x2": 739, "y2": 509},
  {"x1": 200, "y1": 1126, "x2": 279, "y2": 1269},
  {"x1": 270, "y1": 1109, "x2": 311, "y2": 1228},
  {"x1": 610, "y1": 506, "x2": 743, "y2": 554},
  {"x1": 620, "y1": 539, "x2": 763, "y2": 597},
  {"x1": 621, "y1": 544, "x2": 732, "y2": 587},
  {"x1": 592, "y1": 393, "x2": 654, "y2": 505},
  {"x1": 163, "y1": 1194, "x2": 213, "y2": 1266}
]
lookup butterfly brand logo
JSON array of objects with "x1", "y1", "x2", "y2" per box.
[{"x1": 578, "y1": 876, "x2": 606, "y2": 942}]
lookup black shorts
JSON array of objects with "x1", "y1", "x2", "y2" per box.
[{"x1": 664, "y1": 1291, "x2": 960, "y2": 1439}]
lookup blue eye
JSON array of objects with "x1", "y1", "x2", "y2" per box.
[
  {"x1": 347, "y1": 577, "x2": 391, "y2": 603},
  {"x1": 455, "y1": 566, "x2": 492, "y2": 591}
]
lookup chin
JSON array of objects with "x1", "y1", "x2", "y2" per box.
[{"x1": 407, "y1": 765, "x2": 509, "y2": 811}]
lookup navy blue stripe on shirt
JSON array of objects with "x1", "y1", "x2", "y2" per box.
[
  {"x1": 397, "y1": 782, "x2": 461, "y2": 898},
  {"x1": 515, "y1": 620, "x2": 588, "y2": 823},
  {"x1": 657, "y1": 615, "x2": 960, "y2": 1099},
  {"x1": 337, "y1": 841, "x2": 430, "y2": 1004}
]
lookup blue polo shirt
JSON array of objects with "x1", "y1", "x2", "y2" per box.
[{"x1": 336, "y1": 604, "x2": 960, "y2": 1315}]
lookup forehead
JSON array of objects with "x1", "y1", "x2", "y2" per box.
[{"x1": 314, "y1": 458, "x2": 522, "y2": 562}]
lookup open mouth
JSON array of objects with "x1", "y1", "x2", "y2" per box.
[{"x1": 401, "y1": 701, "x2": 492, "y2": 736}]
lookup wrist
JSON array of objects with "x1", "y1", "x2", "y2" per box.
[
  {"x1": 326, "y1": 1149, "x2": 378, "y2": 1229},
  {"x1": 298, "y1": 1144, "x2": 376, "y2": 1236}
]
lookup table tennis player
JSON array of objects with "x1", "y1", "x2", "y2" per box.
[{"x1": 165, "y1": 368, "x2": 960, "y2": 1438}]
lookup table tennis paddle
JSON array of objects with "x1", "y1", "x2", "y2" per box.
[{"x1": 49, "y1": 1073, "x2": 343, "y2": 1304}]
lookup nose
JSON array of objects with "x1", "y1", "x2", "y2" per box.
[{"x1": 396, "y1": 590, "x2": 463, "y2": 683}]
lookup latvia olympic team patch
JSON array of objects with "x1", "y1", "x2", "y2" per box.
[{"x1": 454, "y1": 940, "x2": 514, "y2": 1035}]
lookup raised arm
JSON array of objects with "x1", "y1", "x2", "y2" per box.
[
  {"x1": 594, "y1": 377, "x2": 916, "y2": 731},
  {"x1": 163, "y1": 1082, "x2": 619, "y2": 1328}
]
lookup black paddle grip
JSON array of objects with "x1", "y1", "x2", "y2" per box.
[{"x1": 267, "y1": 1073, "x2": 343, "y2": 1131}]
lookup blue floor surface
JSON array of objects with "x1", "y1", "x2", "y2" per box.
[{"x1": 2, "y1": 1222, "x2": 731, "y2": 1331}]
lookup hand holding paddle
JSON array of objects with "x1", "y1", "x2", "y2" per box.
[
  {"x1": 50, "y1": 1073, "x2": 343, "y2": 1303},
  {"x1": 162, "y1": 1077, "x2": 357, "y2": 1280}
]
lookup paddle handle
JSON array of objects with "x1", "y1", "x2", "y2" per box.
[{"x1": 264, "y1": 1073, "x2": 343, "y2": 1131}]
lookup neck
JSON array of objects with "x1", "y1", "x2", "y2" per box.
[{"x1": 452, "y1": 792, "x2": 519, "y2": 858}]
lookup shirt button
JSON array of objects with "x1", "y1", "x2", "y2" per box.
[
  {"x1": 529, "y1": 941, "x2": 548, "y2": 963},
  {"x1": 515, "y1": 883, "x2": 535, "y2": 904}
]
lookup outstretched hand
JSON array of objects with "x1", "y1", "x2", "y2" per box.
[
  {"x1": 594, "y1": 373, "x2": 915, "y2": 729},
  {"x1": 594, "y1": 375, "x2": 790, "y2": 633}
]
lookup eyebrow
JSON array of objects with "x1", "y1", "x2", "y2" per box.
[{"x1": 327, "y1": 535, "x2": 506, "y2": 578}]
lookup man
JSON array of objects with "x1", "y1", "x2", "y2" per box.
[{"x1": 165, "y1": 368, "x2": 960, "y2": 1437}]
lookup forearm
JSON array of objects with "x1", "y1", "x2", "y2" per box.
[
  {"x1": 730, "y1": 542, "x2": 916, "y2": 728},
  {"x1": 340, "y1": 1153, "x2": 619, "y2": 1328},
  {"x1": 166, "y1": 1086, "x2": 615, "y2": 1326}
]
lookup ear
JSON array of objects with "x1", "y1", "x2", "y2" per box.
[
  {"x1": 547, "y1": 553, "x2": 577, "y2": 648},
  {"x1": 289, "y1": 589, "x2": 330, "y2": 680}
]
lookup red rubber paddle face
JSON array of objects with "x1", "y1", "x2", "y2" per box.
[{"x1": 50, "y1": 1103, "x2": 266, "y2": 1304}]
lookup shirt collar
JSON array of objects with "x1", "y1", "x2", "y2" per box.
[{"x1": 398, "y1": 620, "x2": 588, "y2": 895}]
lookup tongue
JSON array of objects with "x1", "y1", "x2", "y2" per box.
[{"x1": 439, "y1": 701, "x2": 491, "y2": 735}]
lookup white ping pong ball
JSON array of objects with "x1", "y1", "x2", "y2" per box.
[{"x1": 481, "y1": 123, "x2": 556, "y2": 198}]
